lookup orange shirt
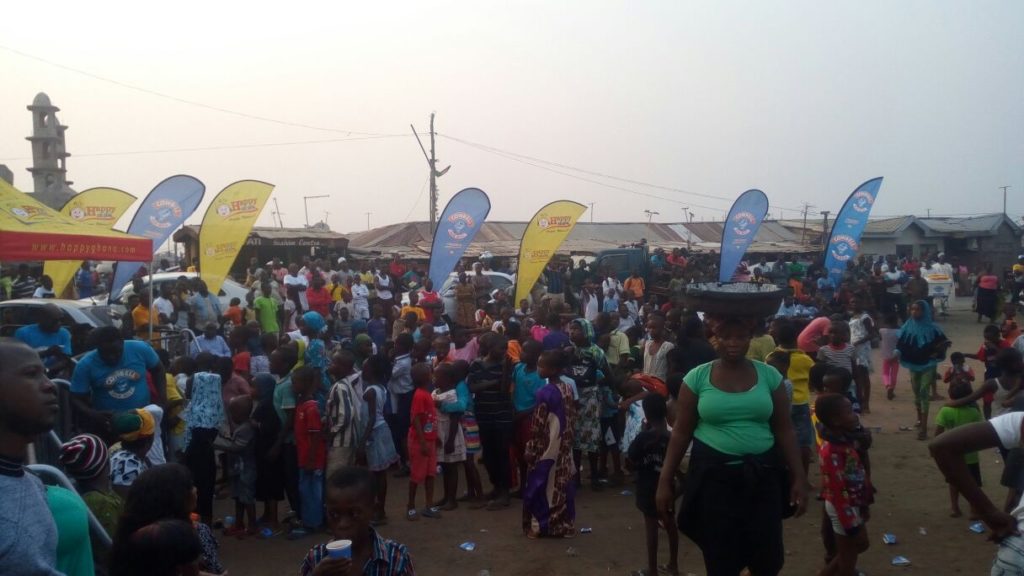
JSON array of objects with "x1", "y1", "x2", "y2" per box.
[
  {"x1": 506, "y1": 339, "x2": 522, "y2": 364},
  {"x1": 789, "y1": 278, "x2": 805, "y2": 301},
  {"x1": 224, "y1": 305, "x2": 244, "y2": 327},
  {"x1": 624, "y1": 277, "x2": 646, "y2": 299}
]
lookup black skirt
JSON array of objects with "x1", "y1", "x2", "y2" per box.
[
  {"x1": 253, "y1": 406, "x2": 285, "y2": 501},
  {"x1": 678, "y1": 439, "x2": 787, "y2": 576}
]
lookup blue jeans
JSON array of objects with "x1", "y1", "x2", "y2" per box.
[
  {"x1": 298, "y1": 469, "x2": 323, "y2": 529},
  {"x1": 993, "y1": 534, "x2": 1024, "y2": 575}
]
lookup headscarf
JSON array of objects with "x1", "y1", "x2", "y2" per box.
[
  {"x1": 898, "y1": 300, "x2": 944, "y2": 346},
  {"x1": 112, "y1": 409, "x2": 156, "y2": 443},
  {"x1": 351, "y1": 320, "x2": 368, "y2": 335},
  {"x1": 571, "y1": 318, "x2": 607, "y2": 364},
  {"x1": 60, "y1": 434, "x2": 108, "y2": 480},
  {"x1": 896, "y1": 299, "x2": 947, "y2": 370},
  {"x1": 302, "y1": 311, "x2": 326, "y2": 334}
]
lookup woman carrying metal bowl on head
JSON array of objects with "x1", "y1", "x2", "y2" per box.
[{"x1": 655, "y1": 310, "x2": 806, "y2": 576}]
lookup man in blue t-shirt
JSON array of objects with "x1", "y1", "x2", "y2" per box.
[
  {"x1": 74, "y1": 262, "x2": 94, "y2": 299},
  {"x1": 70, "y1": 327, "x2": 166, "y2": 429},
  {"x1": 14, "y1": 304, "x2": 72, "y2": 368}
]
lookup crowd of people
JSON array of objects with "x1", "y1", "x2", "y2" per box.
[{"x1": 1, "y1": 247, "x2": 1024, "y2": 576}]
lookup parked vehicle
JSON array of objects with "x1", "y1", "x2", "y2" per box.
[
  {"x1": 84, "y1": 272, "x2": 250, "y2": 320},
  {"x1": 0, "y1": 299, "x2": 114, "y2": 355}
]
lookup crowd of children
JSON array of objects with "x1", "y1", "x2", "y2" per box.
[{"x1": 21, "y1": 250, "x2": 1024, "y2": 576}]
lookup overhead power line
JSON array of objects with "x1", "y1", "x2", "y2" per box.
[
  {"x1": 0, "y1": 134, "x2": 409, "y2": 162},
  {"x1": 0, "y1": 44, "x2": 402, "y2": 137},
  {"x1": 440, "y1": 133, "x2": 808, "y2": 213}
]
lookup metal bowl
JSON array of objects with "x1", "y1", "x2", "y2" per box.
[{"x1": 684, "y1": 282, "x2": 784, "y2": 317}]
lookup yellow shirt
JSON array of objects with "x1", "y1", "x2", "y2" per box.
[
  {"x1": 331, "y1": 284, "x2": 350, "y2": 303},
  {"x1": 165, "y1": 374, "x2": 186, "y2": 435},
  {"x1": 745, "y1": 334, "x2": 776, "y2": 362},
  {"x1": 132, "y1": 305, "x2": 161, "y2": 348},
  {"x1": 778, "y1": 346, "x2": 814, "y2": 406},
  {"x1": 607, "y1": 330, "x2": 631, "y2": 366},
  {"x1": 399, "y1": 305, "x2": 426, "y2": 323}
]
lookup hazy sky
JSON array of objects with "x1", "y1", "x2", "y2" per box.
[{"x1": 1, "y1": 1, "x2": 1022, "y2": 236}]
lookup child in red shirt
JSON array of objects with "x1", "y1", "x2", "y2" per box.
[
  {"x1": 965, "y1": 324, "x2": 1008, "y2": 419},
  {"x1": 291, "y1": 366, "x2": 326, "y2": 538},
  {"x1": 817, "y1": 393, "x2": 872, "y2": 576},
  {"x1": 407, "y1": 363, "x2": 440, "y2": 520},
  {"x1": 942, "y1": 352, "x2": 976, "y2": 388}
]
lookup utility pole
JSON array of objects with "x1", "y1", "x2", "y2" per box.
[
  {"x1": 587, "y1": 202, "x2": 595, "y2": 223},
  {"x1": 365, "y1": 212, "x2": 372, "y2": 231},
  {"x1": 303, "y1": 195, "x2": 329, "y2": 228},
  {"x1": 411, "y1": 113, "x2": 450, "y2": 234},
  {"x1": 800, "y1": 202, "x2": 814, "y2": 247},
  {"x1": 820, "y1": 210, "x2": 831, "y2": 250},
  {"x1": 272, "y1": 197, "x2": 284, "y2": 228},
  {"x1": 1001, "y1": 185, "x2": 1011, "y2": 215},
  {"x1": 644, "y1": 209, "x2": 659, "y2": 223}
]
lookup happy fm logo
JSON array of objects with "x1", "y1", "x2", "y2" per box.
[
  {"x1": 731, "y1": 211, "x2": 757, "y2": 236},
  {"x1": 538, "y1": 215, "x2": 572, "y2": 230},
  {"x1": 851, "y1": 191, "x2": 875, "y2": 213},
  {"x1": 148, "y1": 199, "x2": 183, "y2": 229},
  {"x1": 9, "y1": 205, "x2": 45, "y2": 221},
  {"x1": 69, "y1": 206, "x2": 117, "y2": 222},
  {"x1": 830, "y1": 234, "x2": 860, "y2": 262},
  {"x1": 447, "y1": 211, "x2": 476, "y2": 241},
  {"x1": 216, "y1": 198, "x2": 259, "y2": 220}
]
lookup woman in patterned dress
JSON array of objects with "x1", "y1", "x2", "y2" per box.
[
  {"x1": 523, "y1": 350, "x2": 577, "y2": 538},
  {"x1": 454, "y1": 271, "x2": 477, "y2": 328},
  {"x1": 566, "y1": 318, "x2": 612, "y2": 491}
]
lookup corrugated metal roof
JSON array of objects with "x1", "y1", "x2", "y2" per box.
[
  {"x1": 917, "y1": 214, "x2": 1010, "y2": 235},
  {"x1": 174, "y1": 225, "x2": 347, "y2": 242},
  {"x1": 863, "y1": 216, "x2": 915, "y2": 236}
]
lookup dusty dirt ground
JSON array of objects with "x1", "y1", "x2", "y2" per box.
[{"x1": 217, "y1": 300, "x2": 1007, "y2": 575}]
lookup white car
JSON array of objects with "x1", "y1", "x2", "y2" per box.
[{"x1": 85, "y1": 272, "x2": 250, "y2": 319}]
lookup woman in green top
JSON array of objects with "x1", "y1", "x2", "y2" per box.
[{"x1": 656, "y1": 315, "x2": 806, "y2": 576}]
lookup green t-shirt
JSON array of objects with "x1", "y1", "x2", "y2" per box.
[
  {"x1": 936, "y1": 405, "x2": 984, "y2": 464},
  {"x1": 684, "y1": 360, "x2": 782, "y2": 456},
  {"x1": 274, "y1": 375, "x2": 296, "y2": 442},
  {"x1": 253, "y1": 296, "x2": 280, "y2": 334},
  {"x1": 46, "y1": 485, "x2": 94, "y2": 576},
  {"x1": 82, "y1": 489, "x2": 123, "y2": 539}
]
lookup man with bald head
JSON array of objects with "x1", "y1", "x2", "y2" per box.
[
  {"x1": 0, "y1": 340, "x2": 63, "y2": 574},
  {"x1": 14, "y1": 303, "x2": 72, "y2": 368}
]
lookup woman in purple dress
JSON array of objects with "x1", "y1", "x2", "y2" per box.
[{"x1": 522, "y1": 350, "x2": 577, "y2": 538}]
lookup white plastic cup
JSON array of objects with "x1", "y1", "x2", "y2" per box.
[{"x1": 326, "y1": 539, "x2": 352, "y2": 559}]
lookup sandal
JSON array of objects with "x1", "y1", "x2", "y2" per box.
[
  {"x1": 406, "y1": 509, "x2": 419, "y2": 521},
  {"x1": 421, "y1": 507, "x2": 442, "y2": 519}
]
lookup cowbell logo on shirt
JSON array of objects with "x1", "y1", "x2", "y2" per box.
[{"x1": 104, "y1": 368, "x2": 143, "y2": 400}]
